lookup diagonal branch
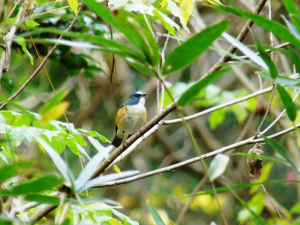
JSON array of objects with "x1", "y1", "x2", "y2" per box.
[{"x1": 95, "y1": 122, "x2": 300, "y2": 188}]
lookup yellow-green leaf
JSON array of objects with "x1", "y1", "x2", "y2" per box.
[
  {"x1": 39, "y1": 102, "x2": 70, "y2": 125},
  {"x1": 68, "y1": 0, "x2": 79, "y2": 14}
]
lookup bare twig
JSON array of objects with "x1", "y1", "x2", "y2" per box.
[
  {"x1": 200, "y1": 0, "x2": 268, "y2": 80},
  {"x1": 28, "y1": 204, "x2": 57, "y2": 224},
  {"x1": 163, "y1": 87, "x2": 273, "y2": 125}
]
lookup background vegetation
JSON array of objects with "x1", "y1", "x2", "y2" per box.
[{"x1": 0, "y1": 0, "x2": 300, "y2": 224}]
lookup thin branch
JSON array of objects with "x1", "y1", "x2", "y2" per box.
[
  {"x1": 95, "y1": 122, "x2": 300, "y2": 188},
  {"x1": 28, "y1": 204, "x2": 57, "y2": 224},
  {"x1": 200, "y1": 0, "x2": 268, "y2": 80},
  {"x1": 163, "y1": 86, "x2": 273, "y2": 125},
  {"x1": 229, "y1": 42, "x2": 290, "y2": 61},
  {"x1": 0, "y1": 3, "x2": 84, "y2": 110},
  {"x1": 254, "y1": 84, "x2": 276, "y2": 138}
]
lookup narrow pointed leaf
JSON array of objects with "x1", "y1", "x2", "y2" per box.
[
  {"x1": 213, "y1": 5, "x2": 300, "y2": 48},
  {"x1": 147, "y1": 202, "x2": 166, "y2": 225},
  {"x1": 35, "y1": 136, "x2": 72, "y2": 184},
  {"x1": 178, "y1": 68, "x2": 230, "y2": 107},
  {"x1": 39, "y1": 90, "x2": 67, "y2": 115},
  {"x1": 254, "y1": 36, "x2": 277, "y2": 79},
  {"x1": 222, "y1": 32, "x2": 268, "y2": 70},
  {"x1": 288, "y1": 47, "x2": 300, "y2": 75},
  {"x1": 75, "y1": 148, "x2": 110, "y2": 192},
  {"x1": 78, "y1": 170, "x2": 139, "y2": 192},
  {"x1": 162, "y1": 20, "x2": 229, "y2": 75},
  {"x1": 276, "y1": 85, "x2": 297, "y2": 121},
  {"x1": 265, "y1": 138, "x2": 299, "y2": 173},
  {"x1": 25, "y1": 194, "x2": 60, "y2": 205}
]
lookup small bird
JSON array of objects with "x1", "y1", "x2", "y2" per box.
[{"x1": 111, "y1": 91, "x2": 147, "y2": 147}]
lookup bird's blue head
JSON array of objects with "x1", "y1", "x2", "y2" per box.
[{"x1": 120, "y1": 91, "x2": 147, "y2": 108}]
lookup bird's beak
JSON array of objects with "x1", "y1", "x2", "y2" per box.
[{"x1": 143, "y1": 93, "x2": 147, "y2": 97}]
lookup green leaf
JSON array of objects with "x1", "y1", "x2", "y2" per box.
[
  {"x1": 35, "y1": 136, "x2": 73, "y2": 185},
  {"x1": 39, "y1": 90, "x2": 66, "y2": 115},
  {"x1": 178, "y1": 68, "x2": 230, "y2": 107},
  {"x1": 208, "y1": 154, "x2": 229, "y2": 181},
  {"x1": 80, "y1": 130, "x2": 110, "y2": 143},
  {"x1": 288, "y1": 47, "x2": 300, "y2": 75},
  {"x1": 14, "y1": 36, "x2": 33, "y2": 65},
  {"x1": 25, "y1": 194, "x2": 60, "y2": 205},
  {"x1": 254, "y1": 36, "x2": 277, "y2": 79},
  {"x1": 213, "y1": 5, "x2": 300, "y2": 48},
  {"x1": 147, "y1": 202, "x2": 166, "y2": 225},
  {"x1": 265, "y1": 138, "x2": 299, "y2": 173},
  {"x1": 25, "y1": 20, "x2": 39, "y2": 28},
  {"x1": 0, "y1": 163, "x2": 31, "y2": 183},
  {"x1": 276, "y1": 85, "x2": 297, "y2": 121},
  {"x1": 162, "y1": 20, "x2": 229, "y2": 75},
  {"x1": 1, "y1": 175, "x2": 63, "y2": 195},
  {"x1": 152, "y1": 9, "x2": 177, "y2": 35},
  {"x1": 112, "y1": 208, "x2": 139, "y2": 225},
  {"x1": 282, "y1": 0, "x2": 300, "y2": 15}
]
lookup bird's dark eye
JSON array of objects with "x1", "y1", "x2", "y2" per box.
[{"x1": 134, "y1": 94, "x2": 139, "y2": 97}]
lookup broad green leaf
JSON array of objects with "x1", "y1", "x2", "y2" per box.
[
  {"x1": 39, "y1": 90, "x2": 67, "y2": 115},
  {"x1": 25, "y1": 194, "x2": 60, "y2": 205},
  {"x1": 126, "y1": 58, "x2": 155, "y2": 76},
  {"x1": 162, "y1": 20, "x2": 229, "y2": 75},
  {"x1": 1, "y1": 175, "x2": 63, "y2": 195},
  {"x1": 68, "y1": 0, "x2": 79, "y2": 14},
  {"x1": 15, "y1": 36, "x2": 33, "y2": 65},
  {"x1": 147, "y1": 202, "x2": 166, "y2": 225},
  {"x1": 265, "y1": 138, "x2": 299, "y2": 173},
  {"x1": 12, "y1": 114, "x2": 31, "y2": 127},
  {"x1": 208, "y1": 108, "x2": 226, "y2": 130},
  {"x1": 222, "y1": 32, "x2": 268, "y2": 70},
  {"x1": 39, "y1": 101, "x2": 70, "y2": 125},
  {"x1": 22, "y1": 27, "x2": 145, "y2": 62},
  {"x1": 0, "y1": 163, "x2": 31, "y2": 183},
  {"x1": 78, "y1": 170, "x2": 139, "y2": 192},
  {"x1": 213, "y1": 5, "x2": 300, "y2": 48},
  {"x1": 178, "y1": 69, "x2": 230, "y2": 107},
  {"x1": 75, "y1": 149, "x2": 110, "y2": 192},
  {"x1": 276, "y1": 85, "x2": 297, "y2": 121},
  {"x1": 35, "y1": 136, "x2": 73, "y2": 184},
  {"x1": 282, "y1": 0, "x2": 300, "y2": 15},
  {"x1": 208, "y1": 154, "x2": 229, "y2": 181},
  {"x1": 254, "y1": 36, "x2": 277, "y2": 79}
]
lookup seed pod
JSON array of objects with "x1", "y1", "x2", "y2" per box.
[{"x1": 247, "y1": 143, "x2": 264, "y2": 179}]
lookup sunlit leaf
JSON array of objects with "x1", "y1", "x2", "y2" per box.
[
  {"x1": 39, "y1": 101, "x2": 70, "y2": 125},
  {"x1": 208, "y1": 154, "x2": 229, "y2": 181},
  {"x1": 68, "y1": 0, "x2": 79, "y2": 14},
  {"x1": 25, "y1": 20, "x2": 39, "y2": 28},
  {"x1": 39, "y1": 90, "x2": 67, "y2": 115}
]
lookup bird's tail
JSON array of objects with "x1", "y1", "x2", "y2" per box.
[{"x1": 111, "y1": 135, "x2": 122, "y2": 147}]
